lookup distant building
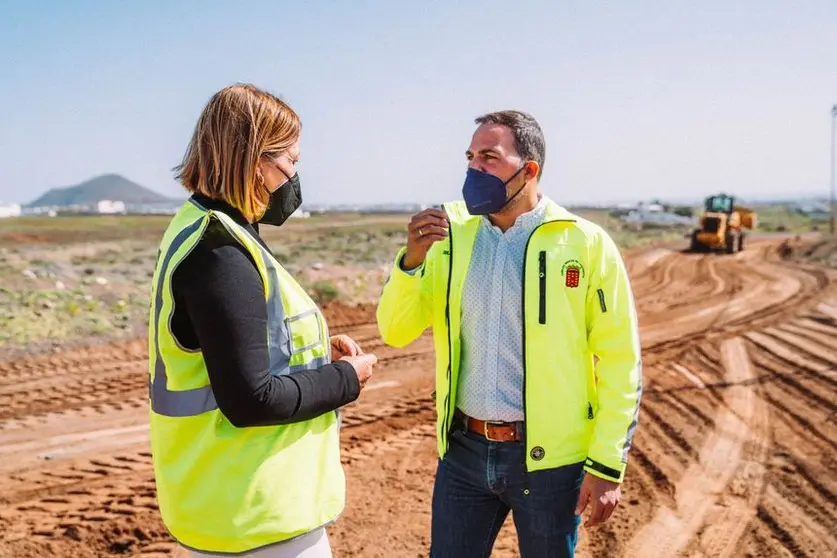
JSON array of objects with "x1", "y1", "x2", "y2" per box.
[
  {"x1": 618, "y1": 200, "x2": 694, "y2": 226},
  {"x1": 303, "y1": 202, "x2": 424, "y2": 214},
  {"x1": 96, "y1": 200, "x2": 126, "y2": 214},
  {"x1": 0, "y1": 202, "x2": 22, "y2": 218},
  {"x1": 794, "y1": 202, "x2": 830, "y2": 220}
]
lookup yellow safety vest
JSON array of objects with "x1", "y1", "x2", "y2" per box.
[
  {"x1": 377, "y1": 200, "x2": 642, "y2": 483},
  {"x1": 148, "y1": 199, "x2": 344, "y2": 554}
]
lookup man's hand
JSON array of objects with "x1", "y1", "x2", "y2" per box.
[
  {"x1": 340, "y1": 353, "x2": 377, "y2": 389},
  {"x1": 575, "y1": 474, "x2": 621, "y2": 528},
  {"x1": 402, "y1": 208, "x2": 449, "y2": 270},
  {"x1": 330, "y1": 334, "x2": 363, "y2": 361}
]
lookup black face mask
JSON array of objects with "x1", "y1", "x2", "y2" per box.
[{"x1": 259, "y1": 173, "x2": 302, "y2": 226}]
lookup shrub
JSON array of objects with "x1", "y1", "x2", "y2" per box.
[{"x1": 310, "y1": 280, "x2": 340, "y2": 305}]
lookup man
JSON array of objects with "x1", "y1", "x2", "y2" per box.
[{"x1": 376, "y1": 110, "x2": 642, "y2": 557}]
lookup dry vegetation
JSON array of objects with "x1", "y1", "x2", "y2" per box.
[{"x1": 0, "y1": 208, "x2": 688, "y2": 356}]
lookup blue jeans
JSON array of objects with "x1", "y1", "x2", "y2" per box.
[{"x1": 430, "y1": 419, "x2": 585, "y2": 558}]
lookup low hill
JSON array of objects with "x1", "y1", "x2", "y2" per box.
[{"x1": 27, "y1": 174, "x2": 172, "y2": 207}]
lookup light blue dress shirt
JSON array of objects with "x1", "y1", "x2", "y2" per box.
[{"x1": 405, "y1": 196, "x2": 549, "y2": 422}]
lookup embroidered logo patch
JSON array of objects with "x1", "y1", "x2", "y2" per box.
[{"x1": 561, "y1": 259, "x2": 585, "y2": 288}]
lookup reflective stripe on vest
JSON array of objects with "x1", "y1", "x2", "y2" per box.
[{"x1": 149, "y1": 201, "x2": 328, "y2": 418}]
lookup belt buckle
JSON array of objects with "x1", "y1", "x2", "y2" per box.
[{"x1": 483, "y1": 420, "x2": 506, "y2": 442}]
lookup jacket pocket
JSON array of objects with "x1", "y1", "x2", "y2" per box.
[
  {"x1": 286, "y1": 308, "x2": 325, "y2": 358},
  {"x1": 539, "y1": 251, "x2": 546, "y2": 324},
  {"x1": 596, "y1": 288, "x2": 607, "y2": 313}
]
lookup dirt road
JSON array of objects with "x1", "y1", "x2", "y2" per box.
[{"x1": 1, "y1": 238, "x2": 836, "y2": 557}]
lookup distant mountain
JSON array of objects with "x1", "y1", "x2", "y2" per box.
[{"x1": 27, "y1": 174, "x2": 173, "y2": 207}]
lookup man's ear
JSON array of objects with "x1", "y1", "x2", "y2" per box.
[{"x1": 525, "y1": 161, "x2": 540, "y2": 180}]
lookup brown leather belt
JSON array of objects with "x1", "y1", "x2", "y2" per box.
[{"x1": 456, "y1": 411, "x2": 524, "y2": 442}]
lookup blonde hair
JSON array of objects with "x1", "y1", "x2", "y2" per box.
[{"x1": 174, "y1": 83, "x2": 301, "y2": 222}]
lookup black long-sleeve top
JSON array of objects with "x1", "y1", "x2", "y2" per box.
[{"x1": 168, "y1": 194, "x2": 360, "y2": 427}]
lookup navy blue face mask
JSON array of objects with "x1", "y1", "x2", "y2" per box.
[{"x1": 462, "y1": 165, "x2": 528, "y2": 215}]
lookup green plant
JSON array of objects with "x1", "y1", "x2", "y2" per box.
[{"x1": 309, "y1": 280, "x2": 340, "y2": 305}]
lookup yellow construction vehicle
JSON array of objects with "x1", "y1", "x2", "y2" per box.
[{"x1": 689, "y1": 193, "x2": 757, "y2": 253}]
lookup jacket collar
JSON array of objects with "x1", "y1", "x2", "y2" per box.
[
  {"x1": 442, "y1": 196, "x2": 578, "y2": 226},
  {"x1": 189, "y1": 193, "x2": 258, "y2": 231}
]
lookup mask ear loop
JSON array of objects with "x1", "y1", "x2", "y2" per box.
[
  {"x1": 501, "y1": 163, "x2": 531, "y2": 208},
  {"x1": 270, "y1": 156, "x2": 293, "y2": 190}
]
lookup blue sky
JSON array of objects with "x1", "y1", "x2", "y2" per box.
[{"x1": 0, "y1": 0, "x2": 835, "y2": 206}]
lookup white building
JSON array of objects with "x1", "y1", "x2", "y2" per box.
[
  {"x1": 96, "y1": 200, "x2": 126, "y2": 214},
  {"x1": 0, "y1": 202, "x2": 22, "y2": 218}
]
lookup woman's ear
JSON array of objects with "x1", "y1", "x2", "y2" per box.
[{"x1": 255, "y1": 160, "x2": 266, "y2": 186}]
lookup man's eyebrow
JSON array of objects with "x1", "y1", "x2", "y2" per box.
[{"x1": 465, "y1": 148, "x2": 501, "y2": 156}]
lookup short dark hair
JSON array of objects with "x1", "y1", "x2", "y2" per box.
[{"x1": 475, "y1": 110, "x2": 546, "y2": 179}]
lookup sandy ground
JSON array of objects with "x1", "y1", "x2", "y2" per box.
[{"x1": 1, "y1": 237, "x2": 836, "y2": 557}]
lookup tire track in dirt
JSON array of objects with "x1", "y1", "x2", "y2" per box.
[
  {"x1": 0, "y1": 333, "x2": 427, "y2": 431},
  {"x1": 795, "y1": 314, "x2": 837, "y2": 335},
  {"x1": 753, "y1": 483, "x2": 837, "y2": 556},
  {"x1": 761, "y1": 390, "x2": 837, "y2": 452},
  {"x1": 0, "y1": 451, "x2": 167, "y2": 557},
  {"x1": 771, "y1": 323, "x2": 837, "y2": 360},
  {"x1": 640, "y1": 244, "x2": 832, "y2": 365},
  {"x1": 635, "y1": 401, "x2": 698, "y2": 466},
  {"x1": 0, "y1": 398, "x2": 150, "y2": 439},
  {"x1": 747, "y1": 329, "x2": 837, "y2": 385},
  {"x1": 0, "y1": 364, "x2": 148, "y2": 421},
  {"x1": 627, "y1": 337, "x2": 768, "y2": 557},
  {"x1": 0, "y1": 417, "x2": 150, "y2": 477},
  {"x1": 0, "y1": 339, "x2": 147, "y2": 383},
  {"x1": 688, "y1": 356, "x2": 771, "y2": 557},
  {"x1": 629, "y1": 250, "x2": 679, "y2": 299},
  {"x1": 740, "y1": 317, "x2": 837, "y2": 557},
  {"x1": 0, "y1": 378, "x2": 436, "y2": 517},
  {"x1": 663, "y1": 391, "x2": 714, "y2": 424},
  {"x1": 748, "y1": 351, "x2": 837, "y2": 414},
  {"x1": 0, "y1": 387, "x2": 439, "y2": 557},
  {"x1": 0, "y1": 387, "x2": 440, "y2": 557}
]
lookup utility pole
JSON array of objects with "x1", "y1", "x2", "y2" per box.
[{"x1": 832, "y1": 104, "x2": 837, "y2": 235}]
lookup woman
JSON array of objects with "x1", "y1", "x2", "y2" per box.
[{"x1": 148, "y1": 83, "x2": 377, "y2": 557}]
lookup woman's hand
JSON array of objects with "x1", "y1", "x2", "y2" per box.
[{"x1": 330, "y1": 334, "x2": 364, "y2": 361}]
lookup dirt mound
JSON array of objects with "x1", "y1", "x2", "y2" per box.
[{"x1": 795, "y1": 236, "x2": 837, "y2": 265}]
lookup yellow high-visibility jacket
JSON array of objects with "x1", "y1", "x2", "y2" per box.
[{"x1": 376, "y1": 199, "x2": 642, "y2": 482}]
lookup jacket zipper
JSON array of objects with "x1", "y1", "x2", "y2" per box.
[
  {"x1": 538, "y1": 251, "x2": 547, "y2": 324},
  {"x1": 443, "y1": 222, "x2": 454, "y2": 447},
  {"x1": 521, "y1": 219, "x2": 575, "y2": 464}
]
